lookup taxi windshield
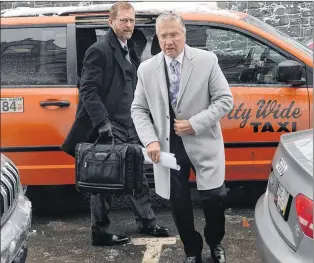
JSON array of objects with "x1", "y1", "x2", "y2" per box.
[{"x1": 245, "y1": 15, "x2": 313, "y2": 57}]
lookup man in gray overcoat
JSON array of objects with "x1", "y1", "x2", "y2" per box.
[{"x1": 131, "y1": 12, "x2": 233, "y2": 263}]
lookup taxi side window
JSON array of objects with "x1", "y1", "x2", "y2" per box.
[
  {"x1": 1, "y1": 27, "x2": 67, "y2": 86},
  {"x1": 95, "y1": 27, "x2": 155, "y2": 61},
  {"x1": 186, "y1": 25, "x2": 291, "y2": 85}
]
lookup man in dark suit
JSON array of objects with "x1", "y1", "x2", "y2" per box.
[{"x1": 62, "y1": 2, "x2": 169, "y2": 246}]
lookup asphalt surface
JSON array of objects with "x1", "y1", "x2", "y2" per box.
[{"x1": 25, "y1": 183, "x2": 266, "y2": 263}]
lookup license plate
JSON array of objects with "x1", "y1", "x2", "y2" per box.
[
  {"x1": 274, "y1": 182, "x2": 292, "y2": 220},
  {"x1": 0, "y1": 97, "x2": 24, "y2": 113}
]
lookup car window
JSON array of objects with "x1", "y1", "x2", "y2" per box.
[
  {"x1": 95, "y1": 27, "x2": 155, "y2": 61},
  {"x1": 1, "y1": 27, "x2": 67, "y2": 86},
  {"x1": 94, "y1": 25, "x2": 305, "y2": 86},
  {"x1": 185, "y1": 25, "x2": 294, "y2": 85},
  {"x1": 245, "y1": 15, "x2": 313, "y2": 57}
]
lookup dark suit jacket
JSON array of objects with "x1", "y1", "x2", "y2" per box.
[{"x1": 61, "y1": 28, "x2": 141, "y2": 157}]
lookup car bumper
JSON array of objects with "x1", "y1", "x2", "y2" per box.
[
  {"x1": 1, "y1": 192, "x2": 32, "y2": 263},
  {"x1": 255, "y1": 191, "x2": 309, "y2": 263}
]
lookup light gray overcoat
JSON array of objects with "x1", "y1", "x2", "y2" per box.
[{"x1": 131, "y1": 45, "x2": 233, "y2": 199}]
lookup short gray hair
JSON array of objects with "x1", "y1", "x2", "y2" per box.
[{"x1": 155, "y1": 12, "x2": 186, "y2": 34}]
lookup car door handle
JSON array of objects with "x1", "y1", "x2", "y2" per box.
[{"x1": 40, "y1": 100, "x2": 71, "y2": 107}]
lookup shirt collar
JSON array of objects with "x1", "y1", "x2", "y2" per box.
[
  {"x1": 118, "y1": 38, "x2": 128, "y2": 49},
  {"x1": 164, "y1": 49, "x2": 184, "y2": 68}
]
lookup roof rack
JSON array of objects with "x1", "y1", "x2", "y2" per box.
[
  {"x1": 75, "y1": 13, "x2": 157, "y2": 26},
  {"x1": 60, "y1": 8, "x2": 114, "y2": 16}
]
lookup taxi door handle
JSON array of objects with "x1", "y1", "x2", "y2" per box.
[{"x1": 40, "y1": 100, "x2": 71, "y2": 107}]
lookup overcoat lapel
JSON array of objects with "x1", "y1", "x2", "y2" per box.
[
  {"x1": 176, "y1": 45, "x2": 194, "y2": 106},
  {"x1": 155, "y1": 53, "x2": 169, "y2": 107},
  {"x1": 107, "y1": 28, "x2": 126, "y2": 82}
]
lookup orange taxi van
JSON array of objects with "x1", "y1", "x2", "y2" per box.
[{"x1": 0, "y1": 4, "x2": 312, "y2": 187}]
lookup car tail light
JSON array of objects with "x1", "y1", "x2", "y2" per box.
[{"x1": 295, "y1": 194, "x2": 313, "y2": 239}]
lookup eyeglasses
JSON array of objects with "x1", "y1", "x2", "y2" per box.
[
  {"x1": 158, "y1": 32, "x2": 182, "y2": 41},
  {"x1": 116, "y1": 18, "x2": 135, "y2": 24}
]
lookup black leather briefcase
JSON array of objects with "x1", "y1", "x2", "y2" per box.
[{"x1": 75, "y1": 137, "x2": 144, "y2": 195}]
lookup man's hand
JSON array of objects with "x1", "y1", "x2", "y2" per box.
[
  {"x1": 146, "y1": 141, "x2": 161, "y2": 163},
  {"x1": 98, "y1": 119, "x2": 113, "y2": 138},
  {"x1": 174, "y1": 119, "x2": 195, "y2": 136}
]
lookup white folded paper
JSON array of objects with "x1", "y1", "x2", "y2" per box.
[{"x1": 142, "y1": 148, "x2": 180, "y2": 170}]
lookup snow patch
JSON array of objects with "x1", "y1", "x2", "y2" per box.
[
  {"x1": 273, "y1": 5, "x2": 285, "y2": 13},
  {"x1": 298, "y1": 7, "x2": 311, "y2": 12},
  {"x1": 259, "y1": 6, "x2": 269, "y2": 12},
  {"x1": 263, "y1": 16, "x2": 280, "y2": 24},
  {"x1": 1, "y1": 4, "x2": 108, "y2": 17},
  {"x1": 1, "y1": 2, "x2": 241, "y2": 19},
  {"x1": 134, "y1": 2, "x2": 218, "y2": 13}
]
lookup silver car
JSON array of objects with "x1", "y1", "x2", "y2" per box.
[
  {"x1": 1, "y1": 154, "x2": 32, "y2": 263},
  {"x1": 255, "y1": 129, "x2": 313, "y2": 263}
]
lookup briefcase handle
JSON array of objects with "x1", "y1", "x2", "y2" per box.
[{"x1": 86, "y1": 135, "x2": 115, "y2": 153}]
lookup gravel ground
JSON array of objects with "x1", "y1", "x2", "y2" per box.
[{"x1": 25, "y1": 182, "x2": 266, "y2": 263}]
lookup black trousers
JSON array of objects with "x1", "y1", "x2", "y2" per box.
[
  {"x1": 90, "y1": 121, "x2": 156, "y2": 234},
  {"x1": 170, "y1": 133, "x2": 227, "y2": 257}
]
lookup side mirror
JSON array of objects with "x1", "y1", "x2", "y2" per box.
[{"x1": 276, "y1": 60, "x2": 306, "y2": 86}]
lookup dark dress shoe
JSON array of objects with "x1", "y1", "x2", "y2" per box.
[
  {"x1": 140, "y1": 224, "x2": 169, "y2": 237},
  {"x1": 184, "y1": 255, "x2": 202, "y2": 263},
  {"x1": 92, "y1": 232, "x2": 131, "y2": 246},
  {"x1": 210, "y1": 244, "x2": 226, "y2": 263}
]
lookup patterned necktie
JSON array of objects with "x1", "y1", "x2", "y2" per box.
[{"x1": 169, "y1": 59, "x2": 180, "y2": 108}]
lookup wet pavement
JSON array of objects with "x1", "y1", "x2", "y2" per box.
[{"x1": 25, "y1": 183, "x2": 266, "y2": 263}]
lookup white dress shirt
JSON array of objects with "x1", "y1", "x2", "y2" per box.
[
  {"x1": 118, "y1": 38, "x2": 128, "y2": 49},
  {"x1": 118, "y1": 38, "x2": 131, "y2": 61},
  {"x1": 164, "y1": 50, "x2": 184, "y2": 81}
]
